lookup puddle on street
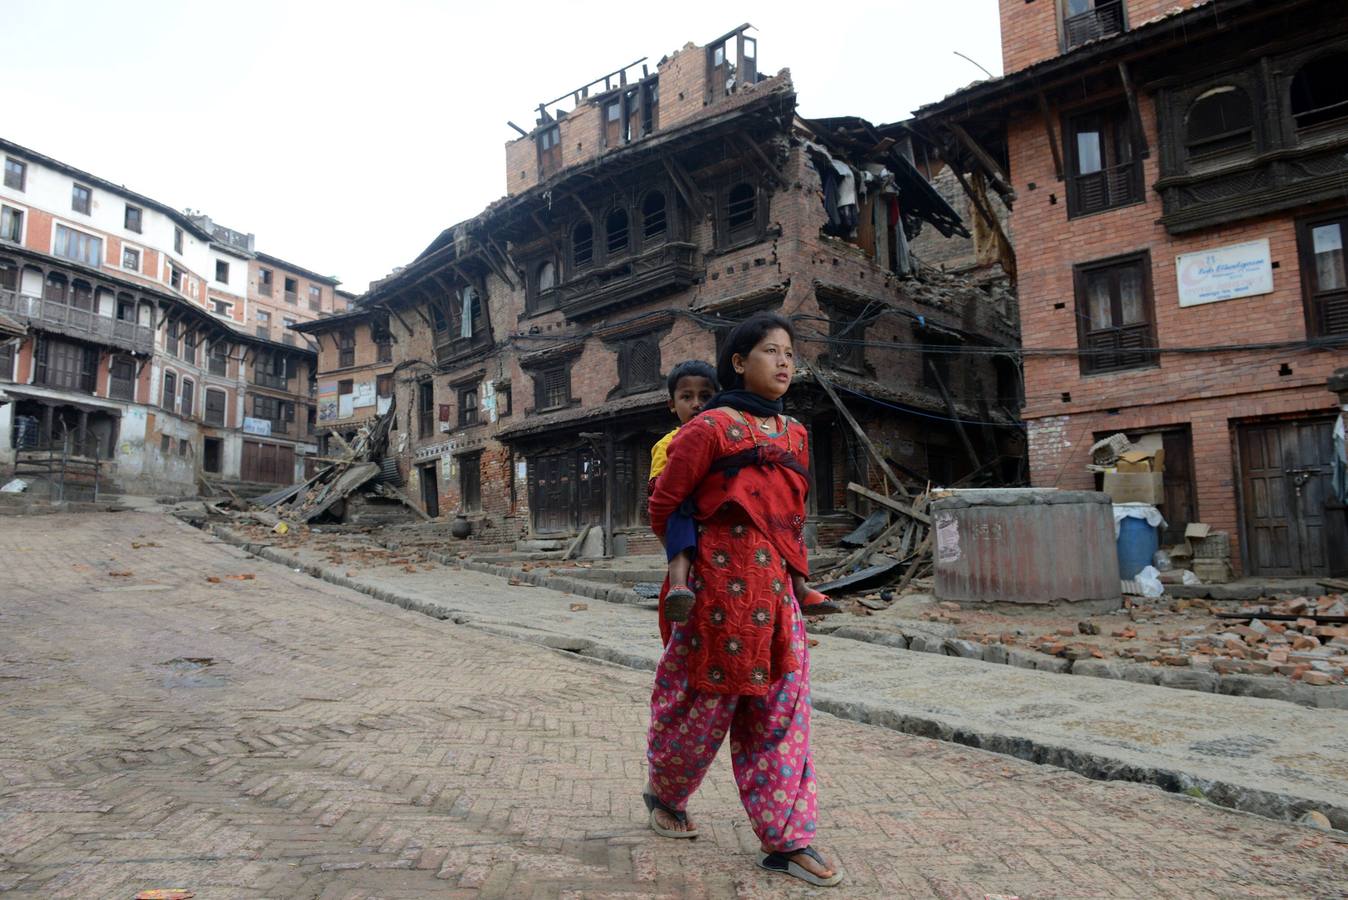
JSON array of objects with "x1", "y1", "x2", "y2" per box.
[{"x1": 159, "y1": 657, "x2": 227, "y2": 688}]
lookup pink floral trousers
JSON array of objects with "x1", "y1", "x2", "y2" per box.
[{"x1": 646, "y1": 606, "x2": 819, "y2": 852}]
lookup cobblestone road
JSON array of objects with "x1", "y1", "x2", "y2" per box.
[{"x1": 1, "y1": 512, "x2": 1344, "y2": 898}]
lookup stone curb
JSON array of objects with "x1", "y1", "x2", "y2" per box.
[
  {"x1": 825, "y1": 625, "x2": 1348, "y2": 711},
  {"x1": 197, "y1": 520, "x2": 1348, "y2": 834}
]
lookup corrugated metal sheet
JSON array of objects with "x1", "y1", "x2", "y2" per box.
[{"x1": 933, "y1": 489, "x2": 1120, "y2": 606}]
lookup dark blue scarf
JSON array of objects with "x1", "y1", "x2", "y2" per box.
[{"x1": 704, "y1": 389, "x2": 783, "y2": 418}]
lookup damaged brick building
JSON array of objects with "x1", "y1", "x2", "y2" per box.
[
  {"x1": 917, "y1": 0, "x2": 1348, "y2": 576},
  {"x1": 338, "y1": 26, "x2": 1023, "y2": 551}
]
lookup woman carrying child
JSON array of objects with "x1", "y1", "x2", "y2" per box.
[{"x1": 642, "y1": 313, "x2": 841, "y2": 887}]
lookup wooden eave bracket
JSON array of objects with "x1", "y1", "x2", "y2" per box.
[
  {"x1": 1037, "y1": 91, "x2": 1065, "y2": 181},
  {"x1": 945, "y1": 121, "x2": 1016, "y2": 207},
  {"x1": 732, "y1": 133, "x2": 790, "y2": 189}
]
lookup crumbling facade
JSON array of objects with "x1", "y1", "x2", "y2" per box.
[
  {"x1": 0, "y1": 138, "x2": 326, "y2": 495},
  {"x1": 918, "y1": 0, "x2": 1348, "y2": 575},
  {"x1": 351, "y1": 26, "x2": 1023, "y2": 550}
]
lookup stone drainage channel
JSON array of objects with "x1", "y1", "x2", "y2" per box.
[{"x1": 195, "y1": 519, "x2": 1348, "y2": 835}]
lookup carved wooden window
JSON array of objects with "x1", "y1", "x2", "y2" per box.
[
  {"x1": 1066, "y1": 105, "x2": 1142, "y2": 217},
  {"x1": 618, "y1": 336, "x2": 662, "y2": 393},
  {"x1": 1290, "y1": 51, "x2": 1348, "y2": 132},
  {"x1": 573, "y1": 222, "x2": 594, "y2": 269},
  {"x1": 36, "y1": 337, "x2": 97, "y2": 393},
  {"x1": 1298, "y1": 212, "x2": 1348, "y2": 337},
  {"x1": 606, "y1": 208, "x2": 629, "y2": 257},
  {"x1": 642, "y1": 191, "x2": 667, "y2": 243},
  {"x1": 1185, "y1": 87, "x2": 1254, "y2": 159},
  {"x1": 1073, "y1": 252, "x2": 1158, "y2": 374},
  {"x1": 534, "y1": 363, "x2": 571, "y2": 411}
]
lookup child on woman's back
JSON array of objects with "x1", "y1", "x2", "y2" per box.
[{"x1": 649, "y1": 361, "x2": 718, "y2": 622}]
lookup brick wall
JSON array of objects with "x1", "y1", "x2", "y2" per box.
[
  {"x1": 1008, "y1": 85, "x2": 1343, "y2": 572},
  {"x1": 1000, "y1": 0, "x2": 1208, "y2": 75}
]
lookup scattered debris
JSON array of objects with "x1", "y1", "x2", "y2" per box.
[
  {"x1": 108, "y1": 571, "x2": 134, "y2": 577},
  {"x1": 569, "y1": 602, "x2": 588, "y2": 612}
]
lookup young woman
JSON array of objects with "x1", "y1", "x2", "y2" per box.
[{"x1": 642, "y1": 313, "x2": 841, "y2": 887}]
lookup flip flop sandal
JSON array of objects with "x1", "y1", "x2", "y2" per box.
[
  {"x1": 757, "y1": 845, "x2": 843, "y2": 887},
  {"x1": 664, "y1": 587, "x2": 695, "y2": 623},
  {"x1": 643, "y1": 791, "x2": 698, "y2": 839}
]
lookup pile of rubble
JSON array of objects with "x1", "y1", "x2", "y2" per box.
[{"x1": 1003, "y1": 593, "x2": 1348, "y2": 684}]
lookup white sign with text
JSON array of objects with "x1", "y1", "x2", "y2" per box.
[{"x1": 1175, "y1": 238, "x2": 1274, "y2": 307}]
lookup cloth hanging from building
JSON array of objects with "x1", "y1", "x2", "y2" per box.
[
  {"x1": 1333, "y1": 412, "x2": 1347, "y2": 504},
  {"x1": 459, "y1": 288, "x2": 474, "y2": 339}
]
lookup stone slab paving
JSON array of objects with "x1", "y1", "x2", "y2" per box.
[
  {"x1": 0, "y1": 512, "x2": 1343, "y2": 899},
  {"x1": 216, "y1": 522, "x2": 1348, "y2": 831}
]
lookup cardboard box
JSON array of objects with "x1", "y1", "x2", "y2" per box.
[
  {"x1": 1184, "y1": 522, "x2": 1212, "y2": 540},
  {"x1": 1115, "y1": 448, "x2": 1166, "y2": 473},
  {"x1": 1103, "y1": 471, "x2": 1164, "y2": 505}
]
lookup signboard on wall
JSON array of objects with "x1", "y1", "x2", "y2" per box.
[
  {"x1": 1175, "y1": 238, "x2": 1274, "y2": 307},
  {"x1": 243, "y1": 416, "x2": 271, "y2": 436},
  {"x1": 317, "y1": 383, "x2": 338, "y2": 422},
  {"x1": 352, "y1": 380, "x2": 376, "y2": 408}
]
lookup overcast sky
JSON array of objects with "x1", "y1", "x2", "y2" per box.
[{"x1": 5, "y1": 1, "x2": 1002, "y2": 293}]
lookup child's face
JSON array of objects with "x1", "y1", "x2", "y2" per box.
[{"x1": 669, "y1": 375, "x2": 717, "y2": 424}]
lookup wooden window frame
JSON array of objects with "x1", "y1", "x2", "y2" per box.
[
  {"x1": 337, "y1": 328, "x2": 356, "y2": 368},
  {"x1": 497, "y1": 385, "x2": 512, "y2": 418},
  {"x1": 1072, "y1": 250, "x2": 1159, "y2": 375},
  {"x1": 1060, "y1": 0, "x2": 1126, "y2": 53},
  {"x1": 457, "y1": 384, "x2": 479, "y2": 427},
  {"x1": 215, "y1": 259, "x2": 229, "y2": 283},
  {"x1": 180, "y1": 378, "x2": 195, "y2": 419},
  {"x1": 209, "y1": 343, "x2": 228, "y2": 376},
  {"x1": 532, "y1": 363, "x2": 572, "y2": 412},
  {"x1": 716, "y1": 176, "x2": 765, "y2": 250},
  {"x1": 537, "y1": 125, "x2": 562, "y2": 178},
  {"x1": 3, "y1": 157, "x2": 25, "y2": 191},
  {"x1": 1, "y1": 205, "x2": 23, "y2": 243},
  {"x1": 204, "y1": 388, "x2": 227, "y2": 426},
  {"x1": 417, "y1": 380, "x2": 435, "y2": 438},
  {"x1": 308, "y1": 284, "x2": 322, "y2": 311},
  {"x1": 124, "y1": 204, "x2": 142, "y2": 233},
  {"x1": 1065, "y1": 103, "x2": 1143, "y2": 218},
  {"x1": 122, "y1": 245, "x2": 140, "y2": 272},
  {"x1": 616, "y1": 335, "x2": 662, "y2": 395},
  {"x1": 162, "y1": 371, "x2": 177, "y2": 410},
  {"x1": 173, "y1": 226, "x2": 184, "y2": 255},
  {"x1": 283, "y1": 276, "x2": 298, "y2": 303},
  {"x1": 108, "y1": 355, "x2": 136, "y2": 401},
  {"x1": 71, "y1": 183, "x2": 92, "y2": 215},
  {"x1": 1297, "y1": 208, "x2": 1348, "y2": 338},
  {"x1": 571, "y1": 221, "x2": 594, "y2": 272},
  {"x1": 376, "y1": 373, "x2": 393, "y2": 398},
  {"x1": 258, "y1": 267, "x2": 273, "y2": 296}
]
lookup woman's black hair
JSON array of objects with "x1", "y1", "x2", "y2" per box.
[
  {"x1": 666, "y1": 359, "x2": 719, "y2": 397},
  {"x1": 715, "y1": 313, "x2": 796, "y2": 390}
]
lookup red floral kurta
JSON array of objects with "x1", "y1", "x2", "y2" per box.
[{"x1": 648, "y1": 407, "x2": 811, "y2": 695}]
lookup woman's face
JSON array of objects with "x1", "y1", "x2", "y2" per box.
[{"x1": 733, "y1": 327, "x2": 795, "y2": 401}]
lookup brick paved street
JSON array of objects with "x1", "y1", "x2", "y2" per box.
[{"x1": 1, "y1": 513, "x2": 1345, "y2": 898}]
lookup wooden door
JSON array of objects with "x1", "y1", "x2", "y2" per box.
[
  {"x1": 531, "y1": 453, "x2": 575, "y2": 533},
  {"x1": 577, "y1": 449, "x2": 604, "y2": 527},
  {"x1": 242, "y1": 441, "x2": 295, "y2": 485},
  {"x1": 1238, "y1": 418, "x2": 1337, "y2": 575}
]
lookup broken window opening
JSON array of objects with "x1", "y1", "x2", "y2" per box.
[
  {"x1": 1074, "y1": 252, "x2": 1158, "y2": 374},
  {"x1": 1185, "y1": 86, "x2": 1254, "y2": 158},
  {"x1": 1290, "y1": 51, "x2": 1348, "y2": 132},
  {"x1": 726, "y1": 182, "x2": 758, "y2": 242},
  {"x1": 641, "y1": 78, "x2": 659, "y2": 136},
  {"x1": 606, "y1": 208, "x2": 629, "y2": 256},
  {"x1": 642, "y1": 191, "x2": 667, "y2": 242},
  {"x1": 573, "y1": 221, "x2": 594, "y2": 270},
  {"x1": 538, "y1": 125, "x2": 562, "y2": 177},
  {"x1": 603, "y1": 97, "x2": 629, "y2": 149}
]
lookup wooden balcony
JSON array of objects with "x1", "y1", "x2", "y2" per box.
[
  {"x1": 0, "y1": 289, "x2": 154, "y2": 354},
  {"x1": 557, "y1": 242, "x2": 699, "y2": 320}
]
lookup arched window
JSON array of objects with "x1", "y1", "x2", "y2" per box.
[
  {"x1": 1291, "y1": 52, "x2": 1348, "y2": 131},
  {"x1": 726, "y1": 182, "x2": 757, "y2": 239},
  {"x1": 573, "y1": 221, "x2": 593, "y2": 269},
  {"x1": 606, "y1": 208, "x2": 629, "y2": 256},
  {"x1": 642, "y1": 192, "x2": 667, "y2": 242},
  {"x1": 1185, "y1": 86, "x2": 1254, "y2": 157},
  {"x1": 537, "y1": 260, "x2": 556, "y2": 292},
  {"x1": 44, "y1": 272, "x2": 68, "y2": 304}
]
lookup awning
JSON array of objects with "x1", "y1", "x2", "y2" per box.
[{"x1": 0, "y1": 384, "x2": 125, "y2": 415}]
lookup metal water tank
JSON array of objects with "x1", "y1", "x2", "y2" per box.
[{"x1": 932, "y1": 488, "x2": 1121, "y2": 610}]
